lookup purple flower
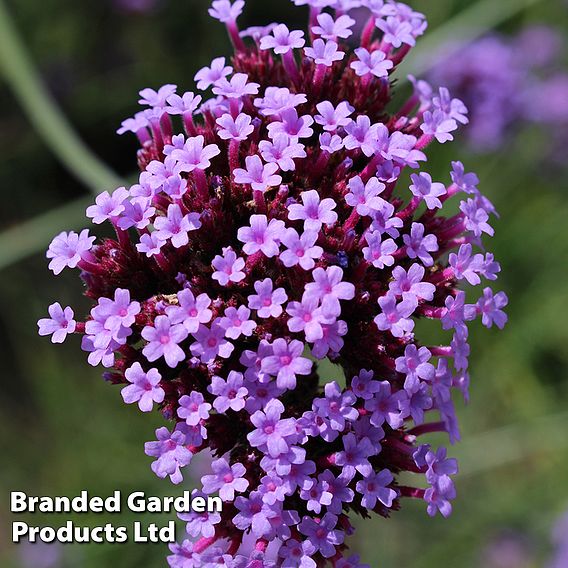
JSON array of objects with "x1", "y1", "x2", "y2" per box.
[
  {"x1": 318, "y1": 469, "x2": 354, "y2": 514},
  {"x1": 154, "y1": 204, "x2": 201, "y2": 248},
  {"x1": 214, "y1": 73, "x2": 261, "y2": 100},
  {"x1": 345, "y1": 176, "x2": 385, "y2": 216},
  {"x1": 190, "y1": 322, "x2": 234, "y2": 362},
  {"x1": 166, "y1": 289, "x2": 213, "y2": 333},
  {"x1": 425, "y1": 475, "x2": 456, "y2": 518},
  {"x1": 376, "y1": 17, "x2": 416, "y2": 48},
  {"x1": 219, "y1": 305, "x2": 256, "y2": 339},
  {"x1": 201, "y1": 458, "x2": 249, "y2": 501},
  {"x1": 142, "y1": 315, "x2": 188, "y2": 367},
  {"x1": 46, "y1": 229, "x2": 95, "y2": 275},
  {"x1": 314, "y1": 101, "x2": 354, "y2": 132},
  {"x1": 280, "y1": 229, "x2": 323, "y2": 270},
  {"x1": 300, "y1": 478, "x2": 333, "y2": 514},
  {"x1": 451, "y1": 328, "x2": 470, "y2": 372},
  {"x1": 298, "y1": 513, "x2": 344, "y2": 558},
  {"x1": 312, "y1": 319, "x2": 347, "y2": 359},
  {"x1": 178, "y1": 490, "x2": 221, "y2": 538},
  {"x1": 86, "y1": 187, "x2": 129, "y2": 224},
  {"x1": 194, "y1": 57, "x2": 233, "y2": 90},
  {"x1": 403, "y1": 223, "x2": 439, "y2": 266},
  {"x1": 178, "y1": 391, "x2": 212, "y2": 426},
  {"x1": 136, "y1": 232, "x2": 165, "y2": 257},
  {"x1": 335, "y1": 433, "x2": 374, "y2": 481},
  {"x1": 362, "y1": 230, "x2": 397, "y2": 269},
  {"x1": 209, "y1": 370, "x2": 248, "y2": 412},
  {"x1": 37, "y1": 303, "x2": 76, "y2": 343},
  {"x1": 351, "y1": 369, "x2": 381, "y2": 400},
  {"x1": 254, "y1": 87, "x2": 307, "y2": 116},
  {"x1": 260, "y1": 472, "x2": 289, "y2": 505},
  {"x1": 118, "y1": 197, "x2": 156, "y2": 230},
  {"x1": 165, "y1": 91, "x2": 202, "y2": 116},
  {"x1": 448, "y1": 243, "x2": 484, "y2": 285},
  {"x1": 319, "y1": 132, "x2": 344, "y2": 153},
  {"x1": 304, "y1": 266, "x2": 355, "y2": 315},
  {"x1": 388, "y1": 264, "x2": 435, "y2": 302},
  {"x1": 171, "y1": 135, "x2": 221, "y2": 173},
  {"x1": 476, "y1": 287, "x2": 508, "y2": 329},
  {"x1": 167, "y1": 540, "x2": 200, "y2": 568},
  {"x1": 208, "y1": 0, "x2": 244, "y2": 23},
  {"x1": 240, "y1": 23, "x2": 278, "y2": 41},
  {"x1": 117, "y1": 111, "x2": 149, "y2": 138},
  {"x1": 407, "y1": 382, "x2": 433, "y2": 424},
  {"x1": 247, "y1": 278, "x2": 288, "y2": 318},
  {"x1": 460, "y1": 197, "x2": 494, "y2": 237},
  {"x1": 279, "y1": 539, "x2": 317, "y2": 568},
  {"x1": 248, "y1": 399, "x2": 297, "y2": 457},
  {"x1": 234, "y1": 155, "x2": 282, "y2": 192},
  {"x1": 233, "y1": 491, "x2": 277, "y2": 538},
  {"x1": 259, "y1": 134, "x2": 307, "y2": 171},
  {"x1": 122, "y1": 362, "x2": 165, "y2": 412},
  {"x1": 245, "y1": 379, "x2": 282, "y2": 414},
  {"x1": 212, "y1": 247, "x2": 246, "y2": 286},
  {"x1": 441, "y1": 291, "x2": 476, "y2": 332},
  {"x1": 343, "y1": 115, "x2": 380, "y2": 157},
  {"x1": 451, "y1": 161, "x2": 479, "y2": 194},
  {"x1": 395, "y1": 344, "x2": 435, "y2": 391},
  {"x1": 312, "y1": 13, "x2": 355, "y2": 40},
  {"x1": 267, "y1": 108, "x2": 314, "y2": 141},
  {"x1": 370, "y1": 200, "x2": 403, "y2": 237},
  {"x1": 260, "y1": 24, "x2": 305, "y2": 55},
  {"x1": 409, "y1": 172, "x2": 446, "y2": 209},
  {"x1": 144, "y1": 425, "x2": 193, "y2": 484},
  {"x1": 138, "y1": 84, "x2": 176, "y2": 108},
  {"x1": 356, "y1": 469, "x2": 396, "y2": 509},
  {"x1": 261, "y1": 338, "x2": 313, "y2": 390},
  {"x1": 92, "y1": 288, "x2": 141, "y2": 335},
  {"x1": 286, "y1": 294, "x2": 335, "y2": 342},
  {"x1": 421, "y1": 109, "x2": 458, "y2": 143},
  {"x1": 433, "y1": 87, "x2": 468, "y2": 125},
  {"x1": 364, "y1": 380, "x2": 408, "y2": 429},
  {"x1": 313, "y1": 381, "x2": 358, "y2": 433},
  {"x1": 425, "y1": 447, "x2": 459, "y2": 483},
  {"x1": 304, "y1": 39, "x2": 345, "y2": 67},
  {"x1": 237, "y1": 214, "x2": 286, "y2": 258},
  {"x1": 375, "y1": 293, "x2": 417, "y2": 337},
  {"x1": 216, "y1": 112, "x2": 255, "y2": 141},
  {"x1": 351, "y1": 47, "x2": 394, "y2": 78},
  {"x1": 287, "y1": 189, "x2": 338, "y2": 231}
]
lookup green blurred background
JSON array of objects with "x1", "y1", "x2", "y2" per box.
[{"x1": 0, "y1": 0, "x2": 567, "y2": 566}]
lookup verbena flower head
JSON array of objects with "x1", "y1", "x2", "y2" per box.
[{"x1": 40, "y1": 1, "x2": 507, "y2": 565}]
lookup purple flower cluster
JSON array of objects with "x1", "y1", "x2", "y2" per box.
[
  {"x1": 39, "y1": 1, "x2": 508, "y2": 566},
  {"x1": 425, "y1": 26, "x2": 568, "y2": 151}
]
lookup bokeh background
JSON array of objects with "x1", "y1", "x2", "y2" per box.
[{"x1": 1, "y1": 0, "x2": 567, "y2": 566}]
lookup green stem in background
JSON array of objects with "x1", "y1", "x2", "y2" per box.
[
  {"x1": 0, "y1": 197, "x2": 91, "y2": 270},
  {"x1": 0, "y1": 0, "x2": 124, "y2": 194},
  {"x1": 403, "y1": 0, "x2": 546, "y2": 77}
]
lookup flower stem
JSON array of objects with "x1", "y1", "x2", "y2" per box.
[{"x1": 0, "y1": 0, "x2": 124, "y2": 195}]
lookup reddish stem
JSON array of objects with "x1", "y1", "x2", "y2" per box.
[{"x1": 408, "y1": 421, "x2": 446, "y2": 437}]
